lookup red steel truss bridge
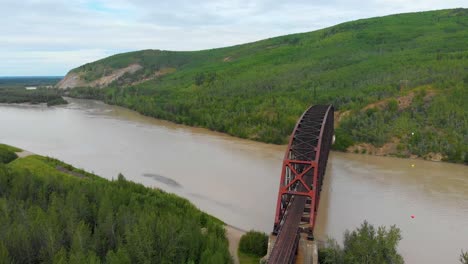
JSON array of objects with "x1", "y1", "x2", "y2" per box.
[{"x1": 268, "y1": 105, "x2": 334, "y2": 264}]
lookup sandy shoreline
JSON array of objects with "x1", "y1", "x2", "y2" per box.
[
  {"x1": 225, "y1": 225, "x2": 246, "y2": 264},
  {"x1": 15, "y1": 150, "x2": 34, "y2": 158}
]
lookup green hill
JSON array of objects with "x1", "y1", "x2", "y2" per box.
[
  {"x1": 62, "y1": 9, "x2": 468, "y2": 163},
  {"x1": 0, "y1": 144, "x2": 231, "y2": 263}
]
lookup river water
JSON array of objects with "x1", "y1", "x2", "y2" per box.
[{"x1": 0, "y1": 98, "x2": 466, "y2": 263}]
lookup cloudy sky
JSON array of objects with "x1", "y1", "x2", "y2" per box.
[{"x1": 1, "y1": 0, "x2": 465, "y2": 76}]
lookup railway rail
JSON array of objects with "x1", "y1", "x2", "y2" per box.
[{"x1": 268, "y1": 105, "x2": 334, "y2": 264}]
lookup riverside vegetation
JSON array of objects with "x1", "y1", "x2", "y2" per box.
[
  {"x1": 1, "y1": 142, "x2": 464, "y2": 263},
  {"x1": 0, "y1": 87, "x2": 67, "y2": 106},
  {"x1": 0, "y1": 144, "x2": 231, "y2": 264},
  {"x1": 318, "y1": 221, "x2": 403, "y2": 264},
  {"x1": 63, "y1": 9, "x2": 468, "y2": 163},
  {"x1": 461, "y1": 251, "x2": 468, "y2": 264},
  {"x1": 238, "y1": 231, "x2": 268, "y2": 264},
  {"x1": 0, "y1": 77, "x2": 67, "y2": 106},
  {"x1": 235, "y1": 222, "x2": 406, "y2": 264}
]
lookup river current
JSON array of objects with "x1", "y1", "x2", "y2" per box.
[{"x1": 0, "y1": 98, "x2": 466, "y2": 263}]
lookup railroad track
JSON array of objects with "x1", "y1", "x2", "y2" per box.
[{"x1": 269, "y1": 105, "x2": 334, "y2": 264}]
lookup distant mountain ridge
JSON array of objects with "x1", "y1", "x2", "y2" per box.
[{"x1": 60, "y1": 8, "x2": 468, "y2": 163}]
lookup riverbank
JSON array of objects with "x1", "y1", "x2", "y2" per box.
[
  {"x1": 5, "y1": 142, "x2": 250, "y2": 263},
  {"x1": 0, "y1": 87, "x2": 68, "y2": 106},
  {"x1": 67, "y1": 97, "x2": 465, "y2": 165},
  {"x1": 1, "y1": 99, "x2": 467, "y2": 263},
  {"x1": 15, "y1": 149, "x2": 34, "y2": 158},
  {"x1": 225, "y1": 225, "x2": 245, "y2": 264},
  {"x1": 3, "y1": 142, "x2": 245, "y2": 262},
  {"x1": 0, "y1": 143, "x2": 233, "y2": 263}
]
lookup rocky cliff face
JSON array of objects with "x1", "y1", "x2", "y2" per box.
[
  {"x1": 56, "y1": 72, "x2": 85, "y2": 89},
  {"x1": 56, "y1": 64, "x2": 142, "y2": 89}
]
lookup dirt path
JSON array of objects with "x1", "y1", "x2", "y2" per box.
[
  {"x1": 56, "y1": 165, "x2": 86, "y2": 178},
  {"x1": 15, "y1": 150, "x2": 34, "y2": 158},
  {"x1": 225, "y1": 225, "x2": 246, "y2": 264}
]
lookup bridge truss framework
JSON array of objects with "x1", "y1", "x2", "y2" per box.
[{"x1": 269, "y1": 104, "x2": 334, "y2": 264}]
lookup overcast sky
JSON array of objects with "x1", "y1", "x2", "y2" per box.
[{"x1": 1, "y1": 0, "x2": 466, "y2": 76}]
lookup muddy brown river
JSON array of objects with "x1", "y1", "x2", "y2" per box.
[{"x1": 0, "y1": 98, "x2": 466, "y2": 263}]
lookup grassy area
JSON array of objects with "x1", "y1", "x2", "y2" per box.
[
  {"x1": 237, "y1": 230, "x2": 268, "y2": 264},
  {"x1": 66, "y1": 9, "x2": 467, "y2": 162},
  {"x1": 0, "y1": 144, "x2": 232, "y2": 263},
  {"x1": 238, "y1": 251, "x2": 261, "y2": 264},
  {"x1": 0, "y1": 143, "x2": 21, "y2": 153},
  {"x1": 0, "y1": 144, "x2": 19, "y2": 163},
  {"x1": 6, "y1": 155, "x2": 98, "y2": 180}
]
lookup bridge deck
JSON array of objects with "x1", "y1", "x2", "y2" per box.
[
  {"x1": 268, "y1": 196, "x2": 305, "y2": 263},
  {"x1": 268, "y1": 105, "x2": 333, "y2": 264}
]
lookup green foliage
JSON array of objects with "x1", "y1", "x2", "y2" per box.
[
  {"x1": 0, "y1": 77, "x2": 66, "y2": 106},
  {"x1": 238, "y1": 251, "x2": 261, "y2": 264},
  {"x1": 67, "y1": 9, "x2": 467, "y2": 160},
  {"x1": 461, "y1": 250, "x2": 468, "y2": 264},
  {"x1": 332, "y1": 128, "x2": 355, "y2": 151},
  {"x1": 318, "y1": 239, "x2": 344, "y2": 264},
  {"x1": 343, "y1": 221, "x2": 403, "y2": 264},
  {"x1": 0, "y1": 242, "x2": 11, "y2": 264},
  {"x1": 0, "y1": 144, "x2": 21, "y2": 152},
  {"x1": 0, "y1": 151, "x2": 232, "y2": 263},
  {"x1": 238, "y1": 231, "x2": 268, "y2": 257},
  {"x1": 339, "y1": 85, "x2": 468, "y2": 162},
  {"x1": 0, "y1": 144, "x2": 18, "y2": 163},
  {"x1": 319, "y1": 221, "x2": 403, "y2": 264},
  {"x1": 47, "y1": 97, "x2": 68, "y2": 106},
  {"x1": 68, "y1": 86, "x2": 105, "y2": 100},
  {"x1": 0, "y1": 87, "x2": 67, "y2": 106},
  {"x1": 387, "y1": 99, "x2": 398, "y2": 113}
]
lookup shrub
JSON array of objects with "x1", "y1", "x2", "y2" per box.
[
  {"x1": 332, "y1": 128, "x2": 355, "y2": 151},
  {"x1": 387, "y1": 99, "x2": 398, "y2": 112},
  {"x1": 0, "y1": 148, "x2": 17, "y2": 164},
  {"x1": 461, "y1": 250, "x2": 468, "y2": 264},
  {"x1": 319, "y1": 221, "x2": 404, "y2": 264},
  {"x1": 239, "y1": 231, "x2": 268, "y2": 257}
]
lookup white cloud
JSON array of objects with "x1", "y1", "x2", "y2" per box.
[
  {"x1": 0, "y1": 49, "x2": 112, "y2": 76},
  {"x1": 0, "y1": 0, "x2": 466, "y2": 76}
]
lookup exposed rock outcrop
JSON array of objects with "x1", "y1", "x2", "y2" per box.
[{"x1": 56, "y1": 64, "x2": 143, "y2": 89}]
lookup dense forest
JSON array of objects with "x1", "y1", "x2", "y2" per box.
[
  {"x1": 64, "y1": 9, "x2": 467, "y2": 163},
  {"x1": 0, "y1": 144, "x2": 231, "y2": 264},
  {"x1": 0, "y1": 88, "x2": 67, "y2": 106},
  {"x1": 0, "y1": 77, "x2": 67, "y2": 106},
  {"x1": 0, "y1": 77, "x2": 61, "y2": 89}
]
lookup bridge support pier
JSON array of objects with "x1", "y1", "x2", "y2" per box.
[
  {"x1": 295, "y1": 234, "x2": 318, "y2": 264},
  {"x1": 263, "y1": 234, "x2": 277, "y2": 262},
  {"x1": 265, "y1": 233, "x2": 318, "y2": 264}
]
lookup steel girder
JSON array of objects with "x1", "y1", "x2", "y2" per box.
[{"x1": 273, "y1": 104, "x2": 334, "y2": 238}]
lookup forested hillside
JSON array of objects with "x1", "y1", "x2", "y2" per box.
[
  {"x1": 63, "y1": 9, "x2": 468, "y2": 163},
  {"x1": 0, "y1": 144, "x2": 231, "y2": 263}
]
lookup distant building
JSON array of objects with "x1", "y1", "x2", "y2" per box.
[{"x1": 25, "y1": 86, "x2": 37, "y2": 90}]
